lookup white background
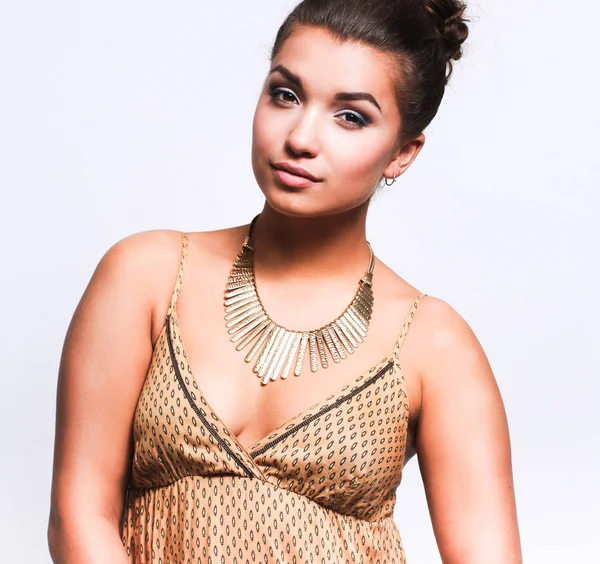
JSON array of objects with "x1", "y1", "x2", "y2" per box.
[{"x1": 1, "y1": 1, "x2": 598, "y2": 562}]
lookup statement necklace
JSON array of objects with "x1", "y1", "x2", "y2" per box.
[{"x1": 224, "y1": 215, "x2": 375, "y2": 385}]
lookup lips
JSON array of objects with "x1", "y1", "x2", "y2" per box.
[{"x1": 271, "y1": 161, "x2": 321, "y2": 183}]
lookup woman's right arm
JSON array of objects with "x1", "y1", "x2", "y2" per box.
[{"x1": 48, "y1": 230, "x2": 179, "y2": 563}]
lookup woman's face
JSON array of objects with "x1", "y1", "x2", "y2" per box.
[{"x1": 251, "y1": 25, "x2": 414, "y2": 218}]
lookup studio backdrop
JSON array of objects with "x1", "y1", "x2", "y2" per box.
[{"x1": 0, "y1": 1, "x2": 598, "y2": 562}]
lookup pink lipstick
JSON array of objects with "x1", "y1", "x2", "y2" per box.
[{"x1": 271, "y1": 161, "x2": 322, "y2": 189}]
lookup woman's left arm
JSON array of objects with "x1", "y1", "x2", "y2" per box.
[{"x1": 416, "y1": 298, "x2": 522, "y2": 564}]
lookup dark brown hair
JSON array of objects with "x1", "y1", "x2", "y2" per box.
[{"x1": 271, "y1": 0, "x2": 470, "y2": 142}]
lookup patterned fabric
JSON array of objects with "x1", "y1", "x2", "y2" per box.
[{"x1": 120, "y1": 232, "x2": 426, "y2": 563}]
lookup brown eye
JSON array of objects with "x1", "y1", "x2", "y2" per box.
[
  {"x1": 336, "y1": 110, "x2": 369, "y2": 129},
  {"x1": 269, "y1": 87, "x2": 299, "y2": 105}
]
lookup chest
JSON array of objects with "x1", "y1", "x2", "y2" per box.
[{"x1": 163, "y1": 299, "x2": 420, "y2": 456}]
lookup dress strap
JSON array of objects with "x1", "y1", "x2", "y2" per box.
[
  {"x1": 167, "y1": 232, "x2": 189, "y2": 317},
  {"x1": 394, "y1": 292, "x2": 427, "y2": 353}
]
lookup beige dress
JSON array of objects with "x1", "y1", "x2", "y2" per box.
[{"x1": 120, "y1": 232, "x2": 426, "y2": 563}]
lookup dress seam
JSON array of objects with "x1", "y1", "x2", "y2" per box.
[{"x1": 125, "y1": 473, "x2": 397, "y2": 526}]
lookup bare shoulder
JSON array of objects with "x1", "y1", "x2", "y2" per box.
[
  {"x1": 414, "y1": 295, "x2": 498, "y2": 395},
  {"x1": 98, "y1": 228, "x2": 183, "y2": 281},
  {"x1": 369, "y1": 259, "x2": 483, "y2": 371},
  {"x1": 93, "y1": 229, "x2": 188, "y2": 330},
  {"x1": 416, "y1": 295, "x2": 482, "y2": 351},
  {"x1": 109, "y1": 225, "x2": 241, "y2": 275},
  {"x1": 106, "y1": 224, "x2": 246, "y2": 310}
]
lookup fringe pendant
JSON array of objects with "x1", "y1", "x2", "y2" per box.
[{"x1": 224, "y1": 215, "x2": 375, "y2": 385}]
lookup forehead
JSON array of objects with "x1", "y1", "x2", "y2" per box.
[{"x1": 271, "y1": 25, "x2": 398, "y2": 109}]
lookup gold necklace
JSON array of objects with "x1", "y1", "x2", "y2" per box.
[{"x1": 224, "y1": 214, "x2": 375, "y2": 385}]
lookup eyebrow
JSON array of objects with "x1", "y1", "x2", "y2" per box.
[
  {"x1": 335, "y1": 92, "x2": 381, "y2": 113},
  {"x1": 269, "y1": 65, "x2": 304, "y2": 89},
  {"x1": 268, "y1": 64, "x2": 382, "y2": 114}
]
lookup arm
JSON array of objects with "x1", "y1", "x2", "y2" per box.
[
  {"x1": 48, "y1": 230, "x2": 179, "y2": 563},
  {"x1": 416, "y1": 298, "x2": 522, "y2": 563}
]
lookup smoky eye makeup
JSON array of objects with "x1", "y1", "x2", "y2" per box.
[
  {"x1": 336, "y1": 109, "x2": 372, "y2": 128},
  {"x1": 266, "y1": 78, "x2": 374, "y2": 129},
  {"x1": 267, "y1": 83, "x2": 300, "y2": 105}
]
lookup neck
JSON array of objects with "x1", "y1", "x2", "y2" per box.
[{"x1": 247, "y1": 201, "x2": 373, "y2": 281}]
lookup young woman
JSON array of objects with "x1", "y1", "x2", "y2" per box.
[{"x1": 48, "y1": 0, "x2": 522, "y2": 562}]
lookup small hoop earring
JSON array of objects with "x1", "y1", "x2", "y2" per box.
[{"x1": 384, "y1": 174, "x2": 397, "y2": 187}]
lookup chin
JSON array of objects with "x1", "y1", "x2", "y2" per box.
[
  {"x1": 262, "y1": 188, "x2": 329, "y2": 218},
  {"x1": 263, "y1": 186, "x2": 367, "y2": 219}
]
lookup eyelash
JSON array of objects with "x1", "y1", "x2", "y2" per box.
[{"x1": 267, "y1": 86, "x2": 371, "y2": 129}]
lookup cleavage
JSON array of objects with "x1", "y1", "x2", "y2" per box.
[{"x1": 174, "y1": 307, "x2": 394, "y2": 450}]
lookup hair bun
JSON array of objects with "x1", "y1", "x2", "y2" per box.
[
  {"x1": 423, "y1": 0, "x2": 469, "y2": 64},
  {"x1": 443, "y1": 11, "x2": 469, "y2": 61}
]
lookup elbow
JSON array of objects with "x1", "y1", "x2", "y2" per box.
[
  {"x1": 47, "y1": 509, "x2": 62, "y2": 562},
  {"x1": 47, "y1": 501, "x2": 129, "y2": 563},
  {"x1": 47, "y1": 504, "x2": 77, "y2": 562}
]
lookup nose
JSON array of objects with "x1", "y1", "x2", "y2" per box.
[{"x1": 285, "y1": 108, "x2": 320, "y2": 158}]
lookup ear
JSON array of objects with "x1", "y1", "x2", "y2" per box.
[{"x1": 382, "y1": 133, "x2": 426, "y2": 180}]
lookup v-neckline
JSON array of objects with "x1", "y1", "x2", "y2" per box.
[{"x1": 166, "y1": 306, "x2": 400, "y2": 462}]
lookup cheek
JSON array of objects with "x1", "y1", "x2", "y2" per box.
[
  {"x1": 252, "y1": 102, "x2": 280, "y2": 158},
  {"x1": 327, "y1": 134, "x2": 391, "y2": 188},
  {"x1": 251, "y1": 103, "x2": 281, "y2": 189}
]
